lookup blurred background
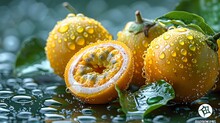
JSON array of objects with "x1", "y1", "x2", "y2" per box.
[{"x1": 0, "y1": 0, "x2": 179, "y2": 53}]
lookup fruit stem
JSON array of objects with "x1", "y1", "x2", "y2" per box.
[
  {"x1": 135, "y1": 10, "x2": 143, "y2": 24},
  {"x1": 63, "y1": 2, "x2": 77, "y2": 14},
  {"x1": 207, "y1": 32, "x2": 220, "y2": 52},
  {"x1": 213, "y1": 32, "x2": 220, "y2": 41}
]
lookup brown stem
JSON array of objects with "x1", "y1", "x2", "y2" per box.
[
  {"x1": 63, "y1": 2, "x2": 76, "y2": 14},
  {"x1": 135, "y1": 10, "x2": 143, "y2": 23}
]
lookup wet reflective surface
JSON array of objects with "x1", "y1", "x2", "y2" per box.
[{"x1": 0, "y1": 67, "x2": 220, "y2": 122}]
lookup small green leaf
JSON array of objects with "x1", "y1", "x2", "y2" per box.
[
  {"x1": 116, "y1": 80, "x2": 175, "y2": 119},
  {"x1": 157, "y1": 11, "x2": 215, "y2": 35},
  {"x1": 14, "y1": 37, "x2": 53, "y2": 77},
  {"x1": 175, "y1": 0, "x2": 220, "y2": 32}
]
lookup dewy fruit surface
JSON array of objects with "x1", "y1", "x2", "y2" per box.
[
  {"x1": 45, "y1": 13, "x2": 112, "y2": 77},
  {"x1": 117, "y1": 11, "x2": 166, "y2": 86},
  {"x1": 143, "y1": 27, "x2": 219, "y2": 102},
  {"x1": 64, "y1": 41, "x2": 134, "y2": 104}
]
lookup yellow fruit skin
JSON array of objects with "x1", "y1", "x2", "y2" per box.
[
  {"x1": 216, "y1": 39, "x2": 220, "y2": 91},
  {"x1": 117, "y1": 23, "x2": 166, "y2": 86},
  {"x1": 144, "y1": 28, "x2": 219, "y2": 102},
  {"x1": 64, "y1": 41, "x2": 134, "y2": 104},
  {"x1": 46, "y1": 14, "x2": 112, "y2": 77}
]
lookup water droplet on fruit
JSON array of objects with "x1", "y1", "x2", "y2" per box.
[
  {"x1": 155, "y1": 45, "x2": 159, "y2": 49},
  {"x1": 59, "y1": 24, "x2": 69, "y2": 33},
  {"x1": 179, "y1": 40, "x2": 184, "y2": 45},
  {"x1": 58, "y1": 39, "x2": 62, "y2": 43},
  {"x1": 77, "y1": 26, "x2": 84, "y2": 33},
  {"x1": 177, "y1": 28, "x2": 187, "y2": 32},
  {"x1": 76, "y1": 36, "x2": 85, "y2": 45},
  {"x1": 147, "y1": 96, "x2": 164, "y2": 105},
  {"x1": 64, "y1": 38, "x2": 67, "y2": 42},
  {"x1": 189, "y1": 44, "x2": 196, "y2": 51},
  {"x1": 180, "y1": 49, "x2": 187, "y2": 56},
  {"x1": 179, "y1": 64, "x2": 184, "y2": 69},
  {"x1": 52, "y1": 42, "x2": 56, "y2": 48},
  {"x1": 81, "y1": 108, "x2": 94, "y2": 115},
  {"x1": 187, "y1": 35, "x2": 193, "y2": 40},
  {"x1": 163, "y1": 34, "x2": 170, "y2": 40},
  {"x1": 142, "y1": 40, "x2": 148, "y2": 48},
  {"x1": 159, "y1": 52, "x2": 165, "y2": 59},
  {"x1": 192, "y1": 58, "x2": 197, "y2": 63},
  {"x1": 54, "y1": 34, "x2": 58, "y2": 39},
  {"x1": 67, "y1": 13, "x2": 75, "y2": 18},
  {"x1": 166, "y1": 60, "x2": 170, "y2": 64},
  {"x1": 148, "y1": 59, "x2": 152, "y2": 64},
  {"x1": 181, "y1": 57, "x2": 188, "y2": 62},
  {"x1": 83, "y1": 32, "x2": 88, "y2": 37},
  {"x1": 86, "y1": 26, "x2": 94, "y2": 34},
  {"x1": 71, "y1": 35, "x2": 76, "y2": 40},
  {"x1": 171, "y1": 51, "x2": 177, "y2": 57}
]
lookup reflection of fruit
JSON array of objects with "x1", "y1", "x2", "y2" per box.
[
  {"x1": 117, "y1": 11, "x2": 166, "y2": 86},
  {"x1": 45, "y1": 13, "x2": 112, "y2": 77},
  {"x1": 64, "y1": 41, "x2": 134, "y2": 104},
  {"x1": 143, "y1": 27, "x2": 219, "y2": 102},
  {"x1": 216, "y1": 38, "x2": 220, "y2": 91}
]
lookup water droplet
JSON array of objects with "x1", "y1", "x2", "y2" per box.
[
  {"x1": 45, "y1": 114, "x2": 65, "y2": 121},
  {"x1": 53, "y1": 34, "x2": 58, "y2": 39},
  {"x1": 17, "y1": 88, "x2": 26, "y2": 94},
  {"x1": 177, "y1": 28, "x2": 187, "y2": 32},
  {"x1": 0, "y1": 107, "x2": 10, "y2": 115},
  {"x1": 23, "y1": 82, "x2": 38, "y2": 90},
  {"x1": 68, "y1": 42, "x2": 76, "y2": 50},
  {"x1": 71, "y1": 35, "x2": 76, "y2": 40},
  {"x1": 0, "y1": 103, "x2": 7, "y2": 108},
  {"x1": 181, "y1": 57, "x2": 188, "y2": 62},
  {"x1": 23, "y1": 78, "x2": 34, "y2": 83},
  {"x1": 64, "y1": 38, "x2": 68, "y2": 42},
  {"x1": 112, "y1": 115, "x2": 126, "y2": 123},
  {"x1": 40, "y1": 107, "x2": 58, "y2": 114},
  {"x1": 187, "y1": 35, "x2": 193, "y2": 40},
  {"x1": 179, "y1": 64, "x2": 184, "y2": 69},
  {"x1": 11, "y1": 95, "x2": 33, "y2": 104},
  {"x1": 44, "y1": 86, "x2": 58, "y2": 95},
  {"x1": 171, "y1": 51, "x2": 177, "y2": 57},
  {"x1": 77, "y1": 116, "x2": 96, "y2": 123},
  {"x1": 148, "y1": 59, "x2": 153, "y2": 64},
  {"x1": 166, "y1": 60, "x2": 171, "y2": 64},
  {"x1": 44, "y1": 99, "x2": 62, "y2": 107},
  {"x1": 179, "y1": 40, "x2": 184, "y2": 45},
  {"x1": 17, "y1": 111, "x2": 32, "y2": 119},
  {"x1": 153, "y1": 115, "x2": 170, "y2": 123},
  {"x1": 58, "y1": 39, "x2": 62, "y2": 43},
  {"x1": 76, "y1": 36, "x2": 85, "y2": 45},
  {"x1": 189, "y1": 44, "x2": 196, "y2": 51},
  {"x1": 163, "y1": 34, "x2": 170, "y2": 40},
  {"x1": 155, "y1": 45, "x2": 160, "y2": 49},
  {"x1": 159, "y1": 52, "x2": 165, "y2": 59},
  {"x1": 32, "y1": 89, "x2": 43, "y2": 97},
  {"x1": 0, "y1": 91, "x2": 13, "y2": 99},
  {"x1": 86, "y1": 26, "x2": 94, "y2": 34},
  {"x1": 83, "y1": 32, "x2": 88, "y2": 37},
  {"x1": 180, "y1": 49, "x2": 187, "y2": 56},
  {"x1": 0, "y1": 115, "x2": 8, "y2": 122},
  {"x1": 147, "y1": 96, "x2": 164, "y2": 105},
  {"x1": 59, "y1": 24, "x2": 69, "y2": 33},
  {"x1": 142, "y1": 40, "x2": 148, "y2": 48},
  {"x1": 77, "y1": 26, "x2": 84, "y2": 33},
  {"x1": 192, "y1": 58, "x2": 197, "y2": 63},
  {"x1": 67, "y1": 13, "x2": 75, "y2": 18},
  {"x1": 81, "y1": 108, "x2": 94, "y2": 115}
]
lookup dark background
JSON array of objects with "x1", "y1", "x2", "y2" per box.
[{"x1": 0, "y1": 0, "x2": 179, "y2": 53}]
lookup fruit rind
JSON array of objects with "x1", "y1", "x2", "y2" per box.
[{"x1": 65, "y1": 41, "x2": 134, "y2": 104}]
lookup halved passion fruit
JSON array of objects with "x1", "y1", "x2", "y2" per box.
[{"x1": 64, "y1": 41, "x2": 134, "y2": 104}]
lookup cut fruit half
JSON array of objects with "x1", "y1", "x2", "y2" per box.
[{"x1": 64, "y1": 41, "x2": 134, "y2": 104}]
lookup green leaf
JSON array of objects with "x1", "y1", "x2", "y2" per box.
[
  {"x1": 115, "y1": 80, "x2": 175, "y2": 119},
  {"x1": 175, "y1": 0, "x2": 220, "y2": 32},
  {"x1": 14, "y1": 37, "x2": 53, "y2": 77},
  {"x1": 157, "y1": 11, "x2": 215, "y2": 35}
]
